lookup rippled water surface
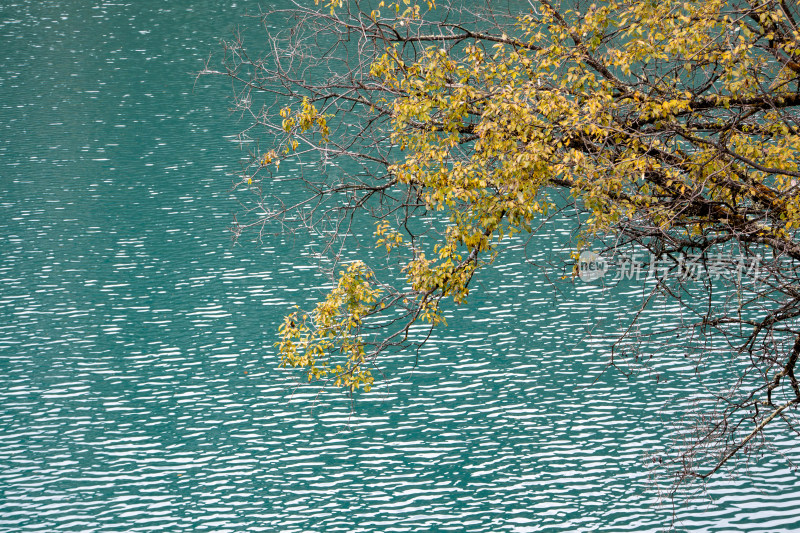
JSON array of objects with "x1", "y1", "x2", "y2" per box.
[{"x1": 2, "y1": 1, "x2": 800, "y2": 532}]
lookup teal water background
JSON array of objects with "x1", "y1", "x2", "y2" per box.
[{"x1": 2, "y1": 1, "x2": 800, "y2": 531}]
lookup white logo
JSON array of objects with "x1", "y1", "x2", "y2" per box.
[{"x1": 578, "y1": 251, "x2": 608, "y2": 282}]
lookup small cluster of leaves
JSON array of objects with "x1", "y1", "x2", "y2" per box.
[
  {"x1": 279, "y1": 97, "x2": 332, "y2": 152},
  {"x1": 276, "y1": 261, "x2": 381, "y2": 392}
]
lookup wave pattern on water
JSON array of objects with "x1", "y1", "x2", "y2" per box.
[{"x1": 1, "y1": 1, "x2": 799, "y2": 532}]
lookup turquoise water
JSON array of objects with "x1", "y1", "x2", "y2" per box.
[{"x1": 2, "y1": 1, "x2": 799, "y2": 531}]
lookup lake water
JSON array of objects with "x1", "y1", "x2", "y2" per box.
[{"x1": 2, "y1": 1, "x2": 799, "y2": 531}]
